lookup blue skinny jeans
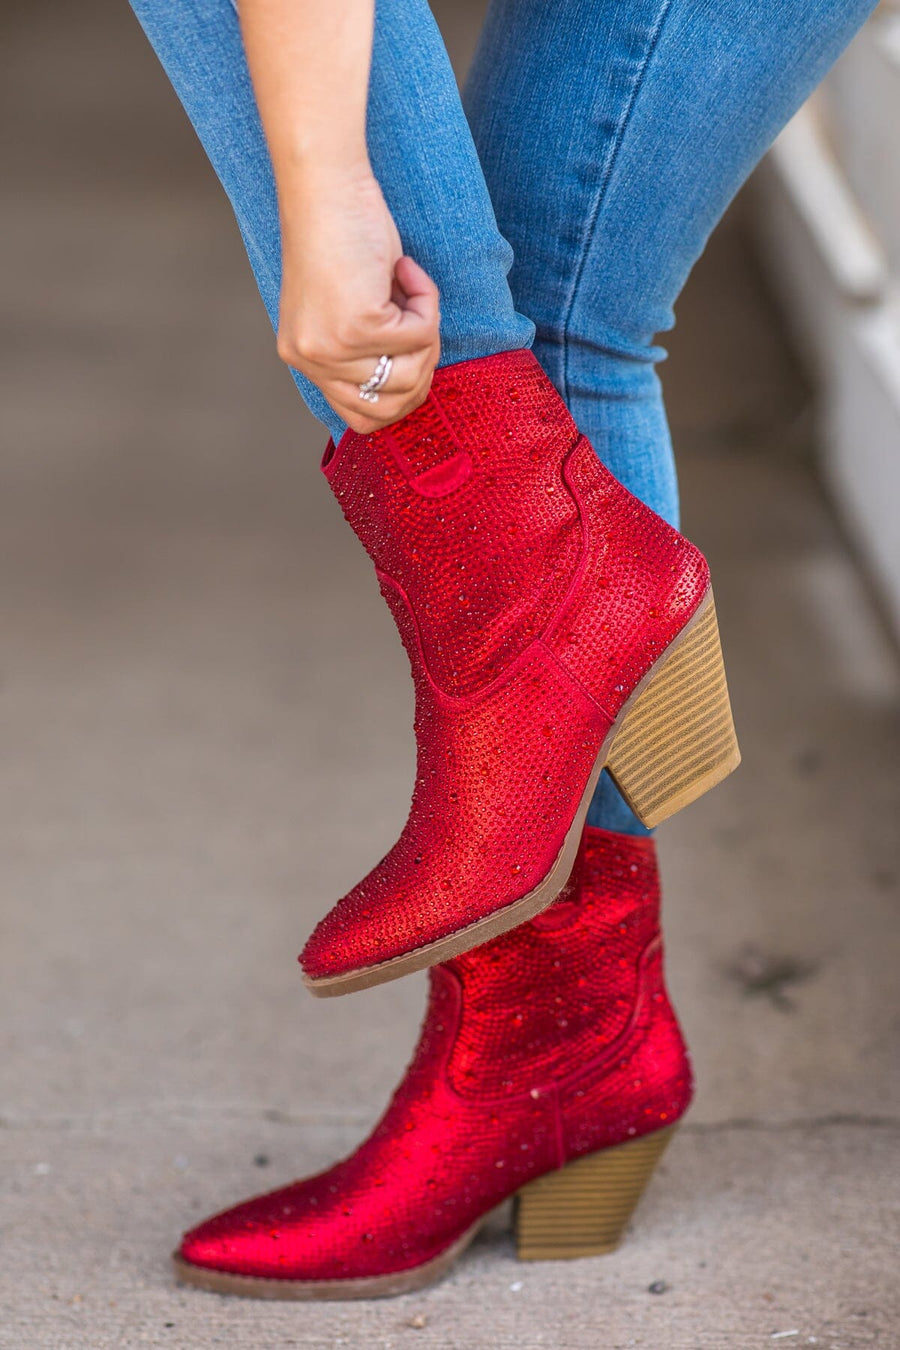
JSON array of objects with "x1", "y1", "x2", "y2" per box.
[{"x1": 128, "y1": 0, "x2": 874, "y2": 837}]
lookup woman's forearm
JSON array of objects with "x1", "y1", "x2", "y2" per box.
[
  {"x1": 238, "y1": 0, "x2": 375, "y2": 188},
  {"x1": 235, "y1": 0, "x2": 439, "y2": 433}
]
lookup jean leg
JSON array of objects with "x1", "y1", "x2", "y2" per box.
[
  {"x1": 465, "y1": 0, "x2": 875, "y2": 835},
  {"x1": 127, "y1": 0, "x2": 533, "y2": 442}
]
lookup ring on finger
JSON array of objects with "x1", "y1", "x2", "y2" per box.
[{"x1": 358, "y1": 354, "x2": 393, "y2": 403}]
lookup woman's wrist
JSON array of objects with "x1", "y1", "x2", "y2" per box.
[
  {"x1": 274, "y1": 126, "x2": 370, "y2": 175},
  {"x1": 274, "y1": 143, "x2": 375, "y2": 211}
]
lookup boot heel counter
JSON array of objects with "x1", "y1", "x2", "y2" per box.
[
  {"x1": 546, "y1": 438, "x2": 711, "y2": 719},
  {"x1": 647, "y1": 949, "x2": 695, "y2": 1118},
  {"x1": 559, "y1": 940, "x2": 694, "y2": 1160},
  {"x1": 629, "y1": 937, "x2": 695, "y2": 1122}
]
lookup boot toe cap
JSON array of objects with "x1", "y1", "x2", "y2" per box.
[{"x1": 177, "y1": 1190, "x2": 318, "y2": 1279}]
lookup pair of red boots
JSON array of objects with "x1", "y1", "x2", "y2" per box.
[{"x1": 174, "y1": 351, "x2": 739, "y2": 1299}]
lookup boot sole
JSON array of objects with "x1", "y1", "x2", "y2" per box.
[
  {"x1": 172, "y1": 1125, "x2": 677, "y2": 1300},
  {"x1": 305, "y1": 588, "x2": 739, "y2": 997},
  {"x1": 171, "y1": 1225, "x2": 477, "y2": 1302}
]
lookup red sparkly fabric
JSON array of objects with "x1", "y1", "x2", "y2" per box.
[
  {"x1": 302, "y1": 351, "x2": 709, "y2": 979},
  {"x1": 179, "y1": 828, "x2": 693, "y2": 1284}
]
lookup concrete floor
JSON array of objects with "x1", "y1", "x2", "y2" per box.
[{"x1": 1, "y1": 3, "x2": 898, "y2": 1348}]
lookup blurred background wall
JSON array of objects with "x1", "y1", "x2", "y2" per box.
[{"x1": 754, "y1": 0, "x2": 900, "y2": 641}]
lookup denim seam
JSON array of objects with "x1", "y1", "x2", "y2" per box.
[{"x1": 559, "y1": 0, "x2": 675, "y2": 408}]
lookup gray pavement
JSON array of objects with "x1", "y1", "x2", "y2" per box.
[{"x1": 1, "y1": 2, "x2": 898, "y2": 1347}]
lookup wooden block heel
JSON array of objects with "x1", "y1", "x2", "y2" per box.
[
  {"x1": 607, "y1": 590, "x2": 740, "y2": 828},
  {"x1": 515, "y1": 1126, "x2": 677, "y2": 1261}
]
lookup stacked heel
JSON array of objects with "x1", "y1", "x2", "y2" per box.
[
  {"x1": 607, "y1": 591, "x2": 740, "y2": 828},
  {"x1": 515, "y1": 1126, "x2": 677, "y2": 1260}
]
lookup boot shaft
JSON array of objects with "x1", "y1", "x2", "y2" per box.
[
  {"x1": 323, "y1": 350, "x2": 584, "y2": 694},
  {"x1": 402, "y1": 827, "x2": 693, "y2": 1148},
  {"x1": 439, "y1": 828, "x2": 664, "y2": 1097},
  {"x1": 322, "y1": 351, "x2": 708, "y2": 706}
]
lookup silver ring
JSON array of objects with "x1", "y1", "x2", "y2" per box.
[{"x1": 358, "y1": 354, "x2": 393, "y2": 403}]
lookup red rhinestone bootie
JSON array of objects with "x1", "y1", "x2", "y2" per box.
[
  {"x1": 302, "y1": 349, "x2": 739, "y2": 995},
  {"x1": 175, "y1": 827, "x2": 693, "y2": 1299}
]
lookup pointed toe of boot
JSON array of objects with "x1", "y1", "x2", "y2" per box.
[
  {"x1": 177, "y1": 1224, "x2": 232, "y2": 1273},
  {"x1": 299, "y1": 827, "x2": 574, "y2": 997},
  {"x1": 176, "y1": 1196, "x2": 289, "y2": 1280},
  {"x1": 298, "y1": 867, "x2": 442, "y2": 989},
  {"x1": 174, "y1": 1184, "x2": 339, "y2": 1289}
]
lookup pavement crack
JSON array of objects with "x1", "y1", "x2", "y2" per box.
[
  {"x1": 2, "y1": 1107, "x2": 898, "y2": 1133},
  {"x1": 682, "y1": 1112, "x2": 900, "y2": 1134}
]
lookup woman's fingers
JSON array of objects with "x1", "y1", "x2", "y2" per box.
[
  {"x1": 328, "y1": 347, "x2": 439, "y2": 432},
  {"x1": 278, "y1": 256, "x2": 440, "y2": 371},
  {"x1": 278, "y1": 311, "x2": 434, "y2": 369},
  {"x1": 330, "y1": 377, "x2": 436, "y2": 434},
  {"x1": 335, "y1": 349, "x2": 428, "y2": 393},
  {"x1": 292, "y1": 254, "x2": 441, "y2": 431},
  {"x1": 292, "y1": 327, "x2": 439, "y2": 432},
  {"x1": 383, "y1": 256, "x2": 440, "y2": 353},
  {"x1": 393, "y1": 255, "x2": 440, "y2": 319},
  {"x1": 323, "y1": 258, "x2": 439, "y2": 429}
]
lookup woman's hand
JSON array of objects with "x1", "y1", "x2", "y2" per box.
[{"x1": 276, "y1": 167, "x2": 441, "y2": 433}]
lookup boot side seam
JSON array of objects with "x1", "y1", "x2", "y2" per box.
[
  {"x1": 542, "y1": 435, "x2": 607, "y2": 647},
  {"x1": 440, "y1": 934, "x2": 663, "y2": 1111},
  {"x1": 376, "y1": 567, "x2": 610, "y2": 720},
  {"x1": 536, "y1": 636, "x2": 617, "y2": 722},
  {"x1": 553, "y1": 934, "x2": 663, "y2": 1098}
]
